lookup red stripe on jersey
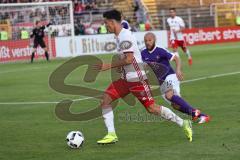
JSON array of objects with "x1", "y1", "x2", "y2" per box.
[{"x1": 132, "y1": 58, "x2": 153, "y2": 100}]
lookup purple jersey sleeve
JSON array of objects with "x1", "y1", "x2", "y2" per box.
[
  {"x1": 121, "y1": 22, "x2": 129, "y2": 29},
  {"x1": 158, "y1": 48, "x2": 175, "y2": 61}
]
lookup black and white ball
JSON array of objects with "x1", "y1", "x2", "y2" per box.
[{"x1": 66, "y1": 131, "x2": 84, "y2": 149}]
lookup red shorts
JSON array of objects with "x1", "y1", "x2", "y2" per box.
[
  {"x1": 105, "y1": 78, "x2": 154, "y2": 108},
  {"x1": 171, "y1": 40, "x2": 187, "y2": 51}
]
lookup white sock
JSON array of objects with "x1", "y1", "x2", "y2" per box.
[
  {"x1": 186, "y1": 49, "x2": 191, "y2": 58},
  {"x1": 174, "y1": 52, "x2": 179, "y2": 57},
  {"x1": 160, "y1": 106, "x2": 184, "y2": 127},
  {"x1": 102, "y1": 106, "x2": 115, "y2": 133}
]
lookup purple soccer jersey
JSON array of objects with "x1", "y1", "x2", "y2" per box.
[{"x1": 141, "y1": 46, "x2": 175, "y2": 82}]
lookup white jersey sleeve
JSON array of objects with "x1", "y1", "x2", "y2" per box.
[
  {"x1": 177, "y1": 17, "x2": 185, "y2": 28},
  {"x1": 116, "y1": 28, "x2": 147, "y2": 82}
]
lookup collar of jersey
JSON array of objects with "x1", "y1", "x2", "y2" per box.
[{"x1": 148, "y1": 46, "x2": 157, "y2": 54}]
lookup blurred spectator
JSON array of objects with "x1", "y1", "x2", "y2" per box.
[
  {"x1": 74, "y1": 1, "x2": 85, "y2": 14},
  {"x1": 236, "y1": 13, "x2": 240, "y2": 25},
  {"x1": 98, "y1": 22, "x2": 107, "y2": 34},
  {"x1": 0, "y1": 28, "x2": 8, "y2": 40},
  {"x1": 130, "y1": 22, "x2": 138, "y2": 32},
  {"x1": 85, "y1": 2, "x2": 92, "y2": 11},
  {"x1": 133, "y1": 0, "x2": 145, "y2": 23},
  {"x1": 139, "y1": 22, "x2": 145, "y2": 31},
  {"x1": 20, "y1": 27, "x2": 29, "y2": 39},
  {"x1": 91, "y1": 1, "x2": 98, "y2": 10},
  {"x1": 145, "y1": 21, "x2": 151, "y2": 31},
  {"x1": 75, "y1": 21, "x2": 85, "y2": 35},
  {"x1": 85, "y1": 24, "x2": 97, "y2": 35}
]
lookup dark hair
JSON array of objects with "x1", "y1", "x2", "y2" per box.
[
  {"x1": 103, "y1": 9, "x2": 121, "y2": 22},
  {"x1": 169, "y1": 8, "x2": 176, "y2": 11}
]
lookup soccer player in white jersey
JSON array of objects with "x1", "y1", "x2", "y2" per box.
[
  {"x1": 167, "y1": 8, "x2": 193, "y2": 66},
  {"x1": 94, "y1": 9, "x2": 193, "y2": 145}
]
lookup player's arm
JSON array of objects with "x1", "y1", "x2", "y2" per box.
[
  {"x1": 30, "y1": 29, "x2": 35, "y2": 38},
  {"x1": 175, "y1": 18, "x2": 185, "y2": 33},
  {"x1": 46, "y1": 22, "x2": 52, "y2": 27},
  {"x1": 41, "y1": 22, "x2": 52, "y2": 30},
  {"x1": 160, "y1": 48, "x2": 184, "y2": 80},
  {"x1": 97, "y1": 52, "x2": 133, "y2": 71},
  {"x1": 171, "y1": 54, "x2": 183, "y2": 81},
  {"x1": 166, "y1": 19, "x2": 171, "y2": 31}
]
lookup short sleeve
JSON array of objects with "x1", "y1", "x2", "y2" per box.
[
  {"x1": 159, "y1": 48, "x2": 175, "y2": 61},
  {"x1": 178, "y1": 17, "x2": 185, "y2": 28},
  {"x1": 166, "y1": 18, "x2": 170, "y2": 26},
  {"x1": 119, "y1": 32, "x2": 135, "y2": 53}
]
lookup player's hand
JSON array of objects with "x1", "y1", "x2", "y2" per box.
[{"x1": 176, "y1": 69, "x2": 184, "y2": 81}]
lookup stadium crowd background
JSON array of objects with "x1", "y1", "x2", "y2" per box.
[
  {"x1": 0, "y1": 0, "x2": 240, "y2": 40},
  {"x1": 0, "y1": 0, "x2": 149, "y2": 38}
]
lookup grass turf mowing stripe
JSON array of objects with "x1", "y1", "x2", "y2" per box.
[{"x1": 0, "y1": 70, "x2": 239, "y2": 105}]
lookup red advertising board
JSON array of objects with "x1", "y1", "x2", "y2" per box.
[
  {"x1": 182, "y1": 26, "x2": 240, "y2": 46},
  {"x1": 0, "y1": 38, "x2": 56, "y2": 62}
]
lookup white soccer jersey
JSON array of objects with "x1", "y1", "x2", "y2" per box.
[
  {"x1": 115, "y1": 28, "x2": 147, "y2": 82},
  {"x1": 167, "y1": 16, "x2": 185, "y2": 40}
]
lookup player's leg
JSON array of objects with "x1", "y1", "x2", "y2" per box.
[
  {"x1": 31, "y1": 40, "x2": 39, "y2": 63},
  {"x1": 146, "y1": 103, "x2": 192, "y2": 141},
  {"x1": 43, "y1": 47, "x2": 49, "y2": 61},
  {"x1": 181, "y1": 41, "x2": 192, "y2": 66},
  {"x1": 40, "y1": 41, "x2": 49, "y2": 61},
  {"x1": 31, "y1": 47, "x2": 37, "y2": 63},
  {"x1": 162, "y1": 74, "x2": 210, "y2": 123},
  {"x1": 171, "y1": 40, "x2": 179, "y2": 57},
  {"x1": 130, "y1": 80, "x2": 193, "y2": 141},
  {"x1": 97, "y1": 79, "x2": 130, "y2": 144}
]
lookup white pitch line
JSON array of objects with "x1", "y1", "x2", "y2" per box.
[
  {"x1": 0, "y1": 97, "x2": 96, "y2": 105},
  {"x1": 181, "y1": 71, "x2": 240, "y2": 83},
  {"x1": 0, "y1": 71, "x2": 240, "y2": 105}
]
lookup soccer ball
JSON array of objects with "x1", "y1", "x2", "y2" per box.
[{"x1": 66, "y1": 131, "x2": 84, "y2": 149}]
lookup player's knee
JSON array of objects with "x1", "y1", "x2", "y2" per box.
[
  {"x1": 165, "y1": 90, "x2": 174, "y2": 101},
  {"x1": 100, "y1": 93, "x2": 112, "y2": 107},
  {"x1": 172, "y1": 103, "x2": 180, "y2": 110},
  {"x1": 147, "y1": 105, "x2": 160, "y2": 115},
  {"x1": 182, "y1": 47, "x2": 187, "y2": 52}
]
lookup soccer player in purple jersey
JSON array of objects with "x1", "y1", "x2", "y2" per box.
[{"x1": 141, "y1": 32, "x2": 210, "y2": 124}]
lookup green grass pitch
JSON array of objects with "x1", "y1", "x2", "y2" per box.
[{"x1": 0, "y1": 42, "x2": 240, "y2": 160}]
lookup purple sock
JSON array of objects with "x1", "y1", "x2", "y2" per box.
[{"x1": 170, "y1": 95, "x2": 196, "y2": 117}]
